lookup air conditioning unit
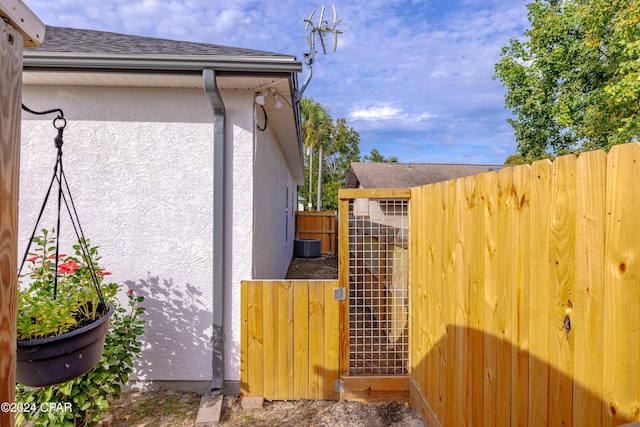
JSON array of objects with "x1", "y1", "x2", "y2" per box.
[{"x1": 294, "y1": 238, "x2": 321, "y2": 258}]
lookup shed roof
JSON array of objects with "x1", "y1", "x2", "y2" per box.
[{"x1": 345, "y1": 162, "x2": 505, "y2": 189}]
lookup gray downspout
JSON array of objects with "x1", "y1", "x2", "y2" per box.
[{"x1": 203, "y1": 69, "x2": 225, "y2": 393}]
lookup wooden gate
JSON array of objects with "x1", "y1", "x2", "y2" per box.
[
  {"x1": 338, "y1": 189, "x2": 411, "y2": 401},
  {"x1": 240, "y1": 280, "x2": 340, "y2": 400}
]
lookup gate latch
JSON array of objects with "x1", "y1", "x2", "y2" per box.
[{"x1": 333, "y1": 288, "x2": 346, "y2": 301}]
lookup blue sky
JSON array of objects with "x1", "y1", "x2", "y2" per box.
[{"x1": 25, "y1": 0, "x2": 530, "y2": 165}]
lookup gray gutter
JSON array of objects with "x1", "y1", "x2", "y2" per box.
[
  {"x1": 23, "y1": 53, "x2": 302, "y2": 73},
  {"x1": 203, "y1": 69, "x2": 225, "y2": 394}
]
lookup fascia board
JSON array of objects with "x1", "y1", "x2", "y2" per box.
[{"x1": 23, "y1": 52, "x2": 302, "y2": 73}]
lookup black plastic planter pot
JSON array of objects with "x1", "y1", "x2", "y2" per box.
[{"x1": 16, "y1": 303, "x2": 114, "y2": 387}]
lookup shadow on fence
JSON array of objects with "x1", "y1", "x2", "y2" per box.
[{"x1": 412, "y1": 326, "x2": 633, "y2": 426}]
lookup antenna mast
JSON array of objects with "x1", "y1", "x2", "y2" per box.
[{"x1": 295, "y1": 5, "x2": 351, "y2": 102}]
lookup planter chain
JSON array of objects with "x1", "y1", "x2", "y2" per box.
[{"x1": 19, "y1": 105, "x2": 105, "y2": 305}]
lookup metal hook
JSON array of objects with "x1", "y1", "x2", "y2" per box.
[
  {"x1": 53, "y1": 116, "x2": 67, "y2": 130},
  {"x1": 21, "y1": 103, "x2": 65, "y2": 119}
]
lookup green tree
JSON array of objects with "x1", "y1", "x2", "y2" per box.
[
  {"x1": 504, "y1": 152, "x2": 554, "y2": 165},
  {"x1": 495, "y1": 0, "x2": 640, "y2": 160},
  {"x1": 321, "y1": 118, "x2": 361, "y2": 211},
  {"x1": 299, "y1": 99, "x2": 363, "y2": 211},
  {"x1": 300, "y1": 98, "x2": 332, "y2": 210},
  {"x1": 362, "y1": 147, "x2": 398, "y2": 162}
]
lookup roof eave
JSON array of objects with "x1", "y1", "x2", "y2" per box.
[{"x1": 23, "y1": 52, "x2": 303, "y2": 73}]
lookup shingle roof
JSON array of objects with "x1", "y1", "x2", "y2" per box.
[
  {"x1": 345, "y1": 162, "x2": 506, "y2": 189},
  {"x1": 33, "y1": 25, "x2": 292, "y2": 58}
]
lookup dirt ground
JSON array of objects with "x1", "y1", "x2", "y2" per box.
[
  {"x1": 109, "y1": 390, "x2": 425, "y2": 426},
  {"x1": 219, "y1": 396, "x2": 425, "y2": 426},
  {"x1": 109, "y1": 390, "x2": 200, "y2": 426},
  {"x1": 285, "y1": 254, "x2": 338, "y2": 279},
  {"x1": 108, "y1": 255, "x2": 425, "y2": 426}
]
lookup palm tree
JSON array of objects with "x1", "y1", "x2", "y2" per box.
[{"x1": 300, "y1": 98, "x2": 332, "y2": 210}]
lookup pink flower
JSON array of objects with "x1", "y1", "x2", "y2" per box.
[
  {"x1": 26, "y1": 256, "x2": 40, "y2": 263},
  {"x1": 96, "y1": 271, "x2": 112, "y2": 276},
  {"x1": 48, "y1": 254, "x2": 66, "y2": 259},
  {"x1": 58, "y1": 260, "x2": 79, "y2": 275},
  {"x1": 127, "y1": 289, "x2": 134, "y2": 297}
]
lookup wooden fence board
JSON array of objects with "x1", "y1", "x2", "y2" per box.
[
  {"x1": 341, "y1": 376, "x2": 409, "y2": 402},
  {"x1": 548, "y1": 155, "x2": 577, "y2": 426},
  {"x1": 338, "y1": 196, "x2": 350, "y2": 378},
  {"x1": 481, "y1": 171, "x2": 499, "y2": 427},
  {"x1": 573, "y1": 150, "x2": 606, "y2": 425},
  {"x1": 262, "y1": 281, "x2": 279, "y2": 399},
  {"x1": 433, "y1": 182, "x2": 447, "y2": 421},
  {"x1": 308, "y1": 282, "x2": 325, "y2": 399},
  {"x1": 409, "y1": 187, "x2": 430, "y2": 392},
  {"x1": 443, "y1": 180, "x2": 457, "y2": 424},
  {"x1": 323, "y1": 280, "x2": 340, "y2": 400},
  {"x1": 528, "y1": 159, "x2": 553, "y2": 426},
  {"x1": 276, "y1": 281, "x2": 294, "y2": 399},
  {"x1": 293, "y1": 281, "x2": 310, "y2": 399},
  {"x1": 244, "y1": 282, "x2": 263, "y2": 396},
  {"x1": 425, "y1": 183, "x2": 439, "y2": 415},
  {"x1": 452, "y1": 178, "x2": 470, "y2": 426},
  {"x1": 512, "y1": 164, "x2": 530, "y2": 426},
  {"x1": 0, "y1": 20, "x2": 22, "y2": 426},
  {"x1": 603, "y1": 143, "x2": 640, "y2": 425},
  {"x1": 496, "y1": 168, "x2": 513, "y2": 427},
  {"x1": 468, "y1": 174, "x2": 484, "y2": 426}
]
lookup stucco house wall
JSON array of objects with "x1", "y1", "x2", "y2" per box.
[
  {"x1": 221, "y1": 89, "x2": 255, "y2": 384},
  {"x1": 20, "y1": 85, "x2": 216, "y2": 386},
  {"x1": 19, "y1": 84, "x2": 282, "y2": 389},
  {"x1": 19, "y1": 25, "x2": 304, "y2": 393},
  {"x1": 252, "y1": 122, "x2": 296, "y2": 279}
]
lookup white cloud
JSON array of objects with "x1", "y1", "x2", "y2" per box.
[
  {"x1": 350, "y1": 106, "x2": 402, "y2": 120},
  {"x1": 25, "y1": 0, "x2": 527, "y2": 164}
]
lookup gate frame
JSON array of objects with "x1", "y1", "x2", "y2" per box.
[{"x1": 338, "y1": 188, "x2": 411, "y2": 401}]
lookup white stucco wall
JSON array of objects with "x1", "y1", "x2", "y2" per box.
[
  {"x1": 219, "y1": 90, "x2": 254, "y2": 383},
  {"x1": 252, "y1": 121, "x2": 296, "y2": 279},
  {"x1": 20, "y1": 86, "x2": 217, "y2": 386},
  {"x1": 20, "y1": 83, "x2": 297, "y2": 389}
]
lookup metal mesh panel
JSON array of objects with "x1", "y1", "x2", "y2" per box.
[{"x1": 348, "y1": 198, "x2": 409, "y2": 375}]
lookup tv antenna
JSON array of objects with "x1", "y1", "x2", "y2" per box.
[{"x1": 295, "y1": 5, "x2": 352, "y2": 102}]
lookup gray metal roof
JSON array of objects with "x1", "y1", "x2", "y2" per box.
[
  {"x1": 345, "y1": 162, "x2": 506, "y2": 189},
  {"x1": 33, "y1": 25, "x2": 291, "y2": 58}
]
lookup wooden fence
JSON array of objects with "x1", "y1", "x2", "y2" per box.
[
  {"x1": 295, "y1": 211, "x2": 337, "y2": 255},
  {"x1": 409, "y1": 143, "x2": 640, "y2": 426},
  {"x1": 239, "y1": 143, "x2": 640, "y2": 427},
  {"x1": 240, "y1": 280, "x2": 340, "y2": 400}
]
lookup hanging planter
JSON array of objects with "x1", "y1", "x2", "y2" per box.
[
  {"x1": 17, "y1": 303, "x2": 114, "y2": 387},
  {"x1": 16, "y1": 107, "x2": 117, "y2": 387}
]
